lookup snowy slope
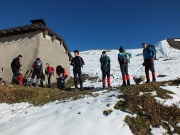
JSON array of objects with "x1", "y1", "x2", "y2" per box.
[{"x1": 0, "y1": 39, "x2": 180, "y2": 135}]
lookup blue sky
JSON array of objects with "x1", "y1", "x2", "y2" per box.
[{"x1": 0, "y1": 0, "x2": 180, "y2": 52}]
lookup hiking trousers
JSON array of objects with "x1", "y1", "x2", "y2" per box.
[
  {"x1": 102, "y1": 70, "x2": 110, "y2": 79},
  {"x1": 73, "y1": 67, "x2": 83, "y2": 89},
  {"x1": 120, "y1": 63, "x2": 130, "y2": 86},
  {"x1": 57, "y1": 78, "x2": 65, "y2": 89},
  {"x1": 120, "y1": 63, "x2": 128, "y2": 76},
  {"x1": 30, "y1": 70, "x2": 40, "y2": 86},
  {"x1": 102, "y1": 70, "x2": 111, "y2": 88},
  {"x1": 12, "y1": 69, "x2": 19, "y2": 84},
  {"x1": 144, "y1": 58, "x2": 156, "y2": 81},
  {"x1": 47, "y1": 74, "x2": 52, "y2": 88}
]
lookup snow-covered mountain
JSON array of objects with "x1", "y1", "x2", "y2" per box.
[{"x1": 0, "y1": 39, "x2": 180, "y2": 135}]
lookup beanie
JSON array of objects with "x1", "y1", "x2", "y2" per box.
[
  {"x1": 119, "y1": 46, "x2": 123, "y2": 52},
  {"x1": 102, "y1": 51, "x2": 106, "y2": 55},
  {"x1": 74, "y1": 50, "x2": 79, "y2": 54}
]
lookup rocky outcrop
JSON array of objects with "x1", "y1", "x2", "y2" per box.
[{"x1": 167, "y1": 38, "x2": 180, "y2": 50}]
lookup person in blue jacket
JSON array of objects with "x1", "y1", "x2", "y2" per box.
[{"x1": 142, "y1": 42, "x2": 156, "y2": 83}]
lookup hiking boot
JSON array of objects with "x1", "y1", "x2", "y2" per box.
[
  {"x1": 121, "y1": 81, "x2": 126, "y2": 86},
  {"x1": 152, "y1": 77, "x2": 156, "y2": 82},
  {"x1": 145, "y1": 79, "x2": 150, "y2": 83},
  {"x1": 127, "y1": 80, "x2": 130, "y2": 86},
  {"x1": 80, "y1": 88, "x2": 84, "y2": 91},
  {"x1": 152, "y1": 79, "x2": 156, "y2": 82},
  {"x1": 74, "y1": 87, "x2": 79, "y2": 91},
  {"x1": 103, "y1": 84, "x2": 106, "y2": 89},
  {"x1": 108, "y1": 85, "x2": 112, "y2": 88}
]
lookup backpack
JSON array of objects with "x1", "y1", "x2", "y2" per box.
[
  {"x1": 146, "y1": 44, "x2": 157, "y2": 59},
  {"x1": 147, "y1": 44, "x2": 157, "y2": 53},
  {"x1": 34, "y1": 60, "x2": 42, "y2": 70},
  {"x1": 124, "y1": 53, "x2": 131, "y2": 63},
  {"x1": 119, "y1": 52, "x2": 131, "y2": 64}
]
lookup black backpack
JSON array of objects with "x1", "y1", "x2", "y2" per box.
[
  {"x1": 147, "y1": 44, "x2": 157, "y2": 53},
  {"x1": 34, "y1": 60, "x2": 42, "y2": 70}
]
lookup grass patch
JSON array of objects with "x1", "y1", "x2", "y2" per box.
[
  {"x1": 115, "y1": 79, "x2": 180, "y2": 135},
  {"x1": 0, "y1": 85, "x2": 93, "y2": 106}
]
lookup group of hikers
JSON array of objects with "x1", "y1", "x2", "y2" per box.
[
  {"x1": 100, "y1": 42, "x2": 156, "y2": 87},
  {"x1": 11, "y1": 56, "x2": 68, "y2": 89},
  {"x1": 9, "y1": 42, "x2": 157, "y2": 90}
]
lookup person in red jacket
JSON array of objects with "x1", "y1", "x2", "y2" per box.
[
  {"x1": 16, "y1": 68, "x2": 24, "y2": 85},
  {"x1": 45, "y1": 63, "x2": 54, "y2": 88}
]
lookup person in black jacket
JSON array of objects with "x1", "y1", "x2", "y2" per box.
[
  {"x1": 11, "y1": 55, "x2": 22, "y2": 84},
  {"x1": 70, "y1": 50, "x2": 84, "y2": 90}
]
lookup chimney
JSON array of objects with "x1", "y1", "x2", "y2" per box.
[{"x1": 30, "y1": 19, "x2": 46, "y2": 26}]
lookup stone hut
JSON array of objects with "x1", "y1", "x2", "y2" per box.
[{"x1": 0, "y1": 19, "x2": 72, "y2": 83}]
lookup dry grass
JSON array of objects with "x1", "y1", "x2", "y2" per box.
[
  {"x1": 115, "y1": 79, "x2": 180, "y2": 135},
  {"x1": 0, "y1": 84, "x2": 93, "y2": 105}
]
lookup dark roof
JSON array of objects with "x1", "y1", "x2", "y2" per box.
[{"x1": 0, "y1": 19, "x2": 72, "y2": 58}]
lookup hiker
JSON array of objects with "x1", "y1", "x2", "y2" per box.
[
  {"x1": 70, "y1": 50, "x2": 84, "y2": 90},
  {"x1": 23, "y1": 69, "x2": 33, "y2": 86},
  {"x1": 45, "y1": 63, "x2": 54, "y2": 88},
  {"x1": 29, "y1": 58, "x2": 43, "y2": 87},
  {"x1": 11, "y1": 55, "x2": 22, "y2": 84},
  {"x1": 16, "y1": 67, "x2": 24, "y2": 85},
  {"x1": 142, "y1": 42, "x2": 156, "y2": 83},
  {"x1": 100, "y1": 51, "x2": 111, "y2": 89},
  {"x1": 39, "y1": 71, "x2": 45, "y2": 87},
  {"x1": 56, "y1": 65, "x2": 68, "y2": 89},
  {"x1": 118, "y1": 46, "x2": 131, "y2": 86}
]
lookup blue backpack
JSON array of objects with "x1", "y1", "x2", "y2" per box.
[{"x1": 118, "y1": 52, "x2": 131, "y2": 63}]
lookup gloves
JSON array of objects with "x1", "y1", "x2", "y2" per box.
[{"x1": 142, "y1": 62, "x2": 145, "y2": 66}]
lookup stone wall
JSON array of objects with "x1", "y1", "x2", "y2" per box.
[
  {"x1": 0, "y1": 31, "x2": 70, "y2": 84},
  {"x1": 37, "y1": 34, "x2": 70, "y2": 83}
]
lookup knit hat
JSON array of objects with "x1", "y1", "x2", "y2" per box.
[
  {"x1": 18, "y1": 55, "x2": 22, "y2": 58},
  {"x1": 102, "y1": 51, "x2": 106, "y2": 55},
  {"x1": 119, "y1": 46, "x2": 123, "y2": 52},
  {"x1": 36, "y1": 57, "x2": 40, "y2": 61},
  {"x1": 74, "y1": 50, "x2": 79, "y2": 54}
]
